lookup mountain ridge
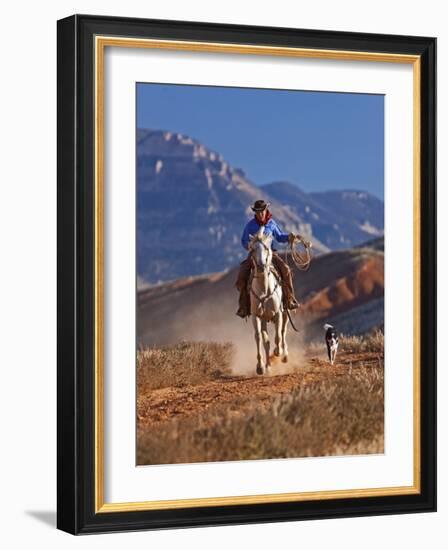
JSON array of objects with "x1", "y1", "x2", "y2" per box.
[
  {"x1": 137, "y1": 129, "x2": 383, "y2": 283},
  {"x1": 137, "y1": 129, "x2": 327, "y2": 283},
  {"x1": 263, "y1": 180, "x2": 383, "y2": 250}
]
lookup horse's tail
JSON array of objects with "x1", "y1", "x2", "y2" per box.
[{"x1": 286, "y1": 308, "x2": 300, "y2": 332}]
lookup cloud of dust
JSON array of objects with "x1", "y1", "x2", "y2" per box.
[{"x1": 169, "y1": 304, "x2": 309, "y2": 376}]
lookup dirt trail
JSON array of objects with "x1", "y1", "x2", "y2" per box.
[{"x1": 137, "y1": 351, "x2": 381, "y2": 427}]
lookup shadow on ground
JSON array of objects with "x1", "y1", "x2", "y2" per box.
[{"x1": 25, "y1": 510, "x2": 56, "y2": 528}]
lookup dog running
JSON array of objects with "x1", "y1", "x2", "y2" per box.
[{"x1": 324, "y1": 323, "x2": 339, "y2": 365}]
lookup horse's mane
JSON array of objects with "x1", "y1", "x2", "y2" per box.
[{"x1": 249, "y1": 226, "x2": 272, "y2": 247}]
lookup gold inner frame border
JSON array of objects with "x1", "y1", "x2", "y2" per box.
[{"x1": 94, "y1": 35, "x2": 421, "y2": 513}]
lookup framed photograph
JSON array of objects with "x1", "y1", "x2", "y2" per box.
[{"x1": 57, "y1": 14, "x2": 436, "y2": 534}]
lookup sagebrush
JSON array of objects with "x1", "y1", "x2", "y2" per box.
[
  {"x1": 137, "y1": 341, "x2": 232, "y2": 392},
  {"x1": 137, "y1": 338, "x2": 384, "y2": 465}
]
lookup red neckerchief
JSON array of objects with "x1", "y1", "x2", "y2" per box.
[{"x1": 254, "y1": 210, "x2": 272, "y2": 226}]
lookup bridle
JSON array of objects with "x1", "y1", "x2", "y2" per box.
[
  {"x1": 248, "y1": 233, "x2": 311, "y2": 331},
  {"x1": 250, "y1": 238, "x2": 271, "y2": 275},
  {"x1": 249, "y1": 239, "x2": 280, "y2": 308}
]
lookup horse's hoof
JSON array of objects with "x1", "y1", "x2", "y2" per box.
[
  {"x1": 282, "y1": 356, "x2": 288, "y2": 363},
  {"x1": 256, "y1": 365, "x2": 264, "y2": 375},
  {"x1": 274, "y1": 348, "x2": 280, "y2": 357},
  {"x1": 265, "y1": 365, "x2": 272, "y2": 374}
]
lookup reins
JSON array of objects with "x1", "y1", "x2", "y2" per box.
[
  {"x1": 286, "y1": 308, "x2": 300, "y2": 332},
  {"x1": 248, "y1": 233, "x2": 313, "y2": 330},
  {"x1": 249, "y1": 277, "x2": 280, "y2": 306}
]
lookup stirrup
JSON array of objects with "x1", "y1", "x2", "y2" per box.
[{"x1": 236, "y1": 308, "x2": 248, "y2": 318}]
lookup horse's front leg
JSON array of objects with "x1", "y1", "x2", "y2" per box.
[
  {"x1": 281, "y1": 310, "x2": 289, "y2": 363},
  {"x1": 252, "y1": 315, "x2": 264, "y2": 375},
  {"x1": 261, "y1": 319, "x2": 271, "y2": 373},
  {"x1": 273, "y1": 311, "x2": 283, "y2": 357}
]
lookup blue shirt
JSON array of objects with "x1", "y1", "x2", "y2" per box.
[{"x1": 241, "y1": 217, "x2": 289, "y2": 250}]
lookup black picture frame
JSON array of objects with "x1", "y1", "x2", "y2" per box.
[{"x1": 57, "y1": 14, "x2": 436, "y2": 535}]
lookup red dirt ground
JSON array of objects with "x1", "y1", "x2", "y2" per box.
[{"x1": 137, "y1": 351, "x2": 382, "y2": 428}]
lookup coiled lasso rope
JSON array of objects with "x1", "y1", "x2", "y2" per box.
[{"x1": 286, "y1": 234, "x2": 313, "y2": 272}]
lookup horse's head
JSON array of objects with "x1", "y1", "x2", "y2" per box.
[{"x1": 249, "y1": 227, "x2": 273, "y2": 274}]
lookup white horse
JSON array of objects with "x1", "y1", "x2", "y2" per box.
[{"x1": 248, "y1": 227, "x2": 289, "y2": 375}]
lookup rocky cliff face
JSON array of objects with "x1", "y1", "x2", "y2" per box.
[
  {"x1": 263, "y1": 181, "x2": 384, "y2": 250},
  {"x1": 137, "y1": 129, "x2": 383, "y2": 284},
  {"x1": 137, "y1": 129, "x2": 326, "y2": 283}
]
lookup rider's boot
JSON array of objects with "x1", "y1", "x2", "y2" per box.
[
  {"x1": 236, "y1": 307, "x2": 247, "y2": 318},
  {"x1": 283, "y1": 286, "x2": 300, "y2": 310},
  {"x1": 236, "y1": 288, "x2": 250, "y2": 318},
  {"x1": 287, "y1": 298, "x2": 300, "y2": 310}
]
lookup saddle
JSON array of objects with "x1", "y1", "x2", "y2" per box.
[{"x1": 247, "y1": 263, "x2": 281, "y2": 288}]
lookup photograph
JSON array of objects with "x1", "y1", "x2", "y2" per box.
[
  {"x1": 136, "y1": 83, "x2": 386, "y2": 466},
  {"x1": 54, "y1": 11, "x2": 436, "y2": 536}
]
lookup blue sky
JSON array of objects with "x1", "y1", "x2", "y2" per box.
[{"x1": 137, "y1": 83, "x2": 384, "y2": 199}]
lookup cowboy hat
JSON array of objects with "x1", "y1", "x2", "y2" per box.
[{"x1": 251, "y1": 199, "x2": 270, "y2": 212}]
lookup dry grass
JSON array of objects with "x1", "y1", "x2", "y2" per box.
[
  {"x1": 137, "y1": 364, "x2": 384, "y2": 465},
  {"x1": 342, "y1": 329, "x2": 384, "y2": 353},
  {"x1": 137, "y1": 341, "x2": 232, "y2": 392}
]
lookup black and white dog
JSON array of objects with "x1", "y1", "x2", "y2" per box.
[{"x1": 324, "y1": 324, "x2": 339, "y2": 365}]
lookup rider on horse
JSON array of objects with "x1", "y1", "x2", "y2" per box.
[{"x1": 236, "y1": 199, "x2": 301, "y2": 318}]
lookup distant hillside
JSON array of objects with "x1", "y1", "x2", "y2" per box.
[
  {"x1": 137, "y1": 129, "x2": 327, "y2": 284},
  {"x1": 355, "y1": 236, "x2": 384, "y2": 251},
  {"x1": 322, "y1": 297, "x2": 384, "y2": 337},
  {"x1": 263, "y1": 181, "x2": 383, "y2": 250},
  {"x1": 137, "y1": 240, "x2": 384, "y2": 346}
]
